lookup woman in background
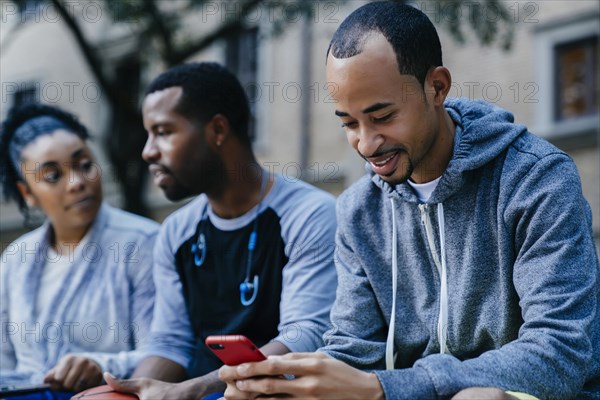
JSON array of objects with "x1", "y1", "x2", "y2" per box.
[{"x1": 0, "y1": 104, "x2": 159, "y2": 398}]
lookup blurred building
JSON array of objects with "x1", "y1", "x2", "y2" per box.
[{"x1": 1, "y1": 0, "x2": 598, "y2": 250}]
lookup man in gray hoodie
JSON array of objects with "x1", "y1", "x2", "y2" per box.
[{"x1": 220, "y1": 2, "x2": 600, "y2": 400}]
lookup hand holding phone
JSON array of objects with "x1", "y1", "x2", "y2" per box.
[{"x1": 205, "y1": 335, "x2": 267, "y2": 366}]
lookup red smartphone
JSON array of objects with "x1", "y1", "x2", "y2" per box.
[{"x1": 205, "y1": 335, "x2": 267, "y2": 366}]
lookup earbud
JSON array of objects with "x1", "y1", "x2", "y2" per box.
[
  {"x1": 240, "y1": 281, "x2": 253, "y2": 293},
  {"x1": 192, "y1": 233, "x2": 207, "y2": 267},
  {"x1": 240, "y1": 275, "x2": 259, "y2": 306}
]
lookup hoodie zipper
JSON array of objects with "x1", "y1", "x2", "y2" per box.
[{"x1": 418, "y1": 203, "x2": 450, "y2": 355}]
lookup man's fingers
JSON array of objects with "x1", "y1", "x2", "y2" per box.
[
  {"x1": 277, "y1": 352, "x2": 327, "y2": 361},
  {"x1": 235, "y1": 376, "x2": 298, "y2": 396},
  {"x1": 237, "y1": 354, "x2": 327, "y2": 379},
  {"x1": 221, "y1": 354, "x2": 332, "y2": 398},
  {"x1": 223, "y1": 384, "x2": 255, "y2": 400},
  {"x1": 236, "y1": 357, "x2": 292, "y2": 378},
  {"x1": 219, "y1": 365, "x2": 241, "y2": 382},
  {"x1": 104, "y1": 372, "x2": 143, "y2": 394},
  {"x1": 227, "y1": 355, "x2": 318, "y2": 380}
]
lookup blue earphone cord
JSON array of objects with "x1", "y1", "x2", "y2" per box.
[
  {"x1": 244, "y1": 171, "x2": 268, "y2": 283},
  {"x1": 192, "y1": 171, "x2": 268, "y2": 305}
]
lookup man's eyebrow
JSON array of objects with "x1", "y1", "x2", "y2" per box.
[
  {"x1": 334, "y1": 102, "x2": 394, "y2": 118},
  {"x1": 362, "y1": 102, "x2": 393, "y2": 114}
]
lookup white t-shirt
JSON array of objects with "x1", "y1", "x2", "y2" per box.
[{"x1": 407, "y1": 176, "x2": 442, "y2": 203}]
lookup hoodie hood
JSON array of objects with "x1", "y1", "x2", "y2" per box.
[{"x1": 371, "y1": 97, "x2": 528, "y2": 203}]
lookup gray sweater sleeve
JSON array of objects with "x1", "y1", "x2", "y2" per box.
[{"x1": 273, "y1": 187, "x2": 338, "y2": 353}]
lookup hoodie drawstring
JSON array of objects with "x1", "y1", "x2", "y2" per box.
[{"x1": 386, "y1": 197, "x2": 398, "y2": 370}]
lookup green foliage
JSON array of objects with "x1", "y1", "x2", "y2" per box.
[{"x1": 432, "y1": 0, "x2": 514, "y2": 50}]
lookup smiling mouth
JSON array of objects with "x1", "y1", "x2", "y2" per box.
[
  {"x1": 366, "y1": 151, "x2": 401, "y2": 177},
  {"x1": 371, "y1": 153, "x2": 396, "y2": 167}
]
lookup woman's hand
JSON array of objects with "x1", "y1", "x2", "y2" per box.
[
  {"x1": 43, "y1": 354, "x2": 102, "y2": 392},
  {"x1": 104, "y1": 372, "x2": 208, "y2": 400}
]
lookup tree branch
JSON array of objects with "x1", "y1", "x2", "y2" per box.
[
  {"x1": 171, "y1": 0, "x2": 264, "y2": 65},
  {"x1": 141, "y1": 0, "x2": 176, "y2": 64},
  {"x1": 49, "y1": 0, "x2": 121, "y2": 107}
]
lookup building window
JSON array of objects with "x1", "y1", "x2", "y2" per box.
[
  {"x1": 226, "y1": 27, "x2": 259, "y2": 142},
  {"x1": 12, "y1": 82, "x2": 39, "y2": 110},
  {"x1": 533, "y1": 13, "x2": 599, "y2": 139},
  {"x1": 554, "y1": 36, "x2": 599, "y2": 121}
]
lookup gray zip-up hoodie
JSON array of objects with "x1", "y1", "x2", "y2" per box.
[{"x1": 322, "y1": 98, "x2": 600, "y2": 399}]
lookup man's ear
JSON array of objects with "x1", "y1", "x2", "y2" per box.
[
  {"x1": 16, "y1": 181, "x2": 38, "y2": 208},
  {"x1": 206, "y1": 114, "x2": 231, "y2": 148},
  {"x1": 428, "y1": 66, "x2": 452, "y2": 106}
]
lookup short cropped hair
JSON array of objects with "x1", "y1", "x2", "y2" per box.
[
  {"x1": 145, "y1": 62, "x2": 252, "y2": 148},
  {"x1": 327, "y1": 2, "x2": 443, "y2": 87}
]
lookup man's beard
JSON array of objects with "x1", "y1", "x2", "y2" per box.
[{"x1": 161, "y1": 176, "x2": 195, "y2": 201}]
